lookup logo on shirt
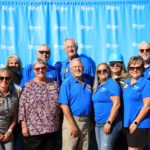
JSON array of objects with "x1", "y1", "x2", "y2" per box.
[
  {"x1": 123, "y1": 84, "x2": 129, "y2": 89},
  {"x1": 64, "y1": 68, "x2": 69, "y2": 73},
  {"x1": 0, "y1": 98, "x2": 4, "y2": 105},
  {"x1": 100, "y1": 87, "x2": 107, "y2": 92},
  {"x1": 133, "y1": 85, "x2": 139, "y2": 90}
]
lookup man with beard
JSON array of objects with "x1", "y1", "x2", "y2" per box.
[
  {"x1": 21, "y1": 44, "x2": 59, "y2": 87},
  {"x1": 59, "y1": 58, "x2": 92, "y2": 150},
  {"x1": 55, "y1": 38, "x2": 95, "y2": 84},
  {"x1": 139, "y1": 41, "x2": 150, "y2": 80}
]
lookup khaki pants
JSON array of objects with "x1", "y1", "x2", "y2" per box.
[{"x1": 62, "y1": 116, "x2": 90, "y2": 150}]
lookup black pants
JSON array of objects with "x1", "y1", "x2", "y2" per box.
[{"x1": 23, "y1": 132, "x2": 58, "y2": 150}]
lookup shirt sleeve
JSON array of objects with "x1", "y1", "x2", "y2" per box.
[
  {"x1": 59, "y1": 80, "x2": 70, "y2": 105},
  {"x1": 18, "y1": 85, "x2": 29, "y2": 122},
  {"x1": 109, "y1": 80, "x2": 120, "y2": 96},
  {"x1": 142, "y1": 81, "x2": 150, "y2": 99}
]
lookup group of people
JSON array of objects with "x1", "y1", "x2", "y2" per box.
[{"x1": 0, "y1": 38, "x2": 150, "y2": 150}]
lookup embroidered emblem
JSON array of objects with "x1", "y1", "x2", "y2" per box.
[
  {"x1": 123, "y1": 84, "x2": 128, "y2": 89},
  {"x1": 64, "y1": 68, "x2": 68, "y2": 73},
  {"x1": 0, "y1": 98, "x2": 4, "y2": 105}
]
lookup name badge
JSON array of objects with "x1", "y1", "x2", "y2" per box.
[
  {"x1": 64, "y1": 68, "x2": 68, "y2": 74},
  {"x1": 86, "y1": 84, "x2": 91, "y2": 89},
  {"x1": 123, "y1": 84, "x2": 128, "y2": 89}
]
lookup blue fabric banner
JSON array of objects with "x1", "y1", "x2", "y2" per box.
[{"x1": 0, "y1": 0, "x2": 150, "y2": 68}]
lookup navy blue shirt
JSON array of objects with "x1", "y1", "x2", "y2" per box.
[
  {"x1": 21, "y1": 64, "x2": 59, "y2": 87},
  {"x1": 123, "y1": 77, "x2": 150, "y2": 128},
  {"x1": 92, "y1": 78, "x2": 120, "y2": 124},
  {"x1": 59, "y1": 75, "x2": 92, "y2": 117},
  {"x1": 59, "y1": 54, "x2": 95, "y2": 82}
]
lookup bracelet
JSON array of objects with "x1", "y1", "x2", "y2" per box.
[
  {"x1": 7, "y1": 128, "x2": 13, "y2": 133},
  {"x1": 106, "y1": 120, "x2": 112, "y2": 125},
  {"x1": 133, "y1": 121, "x2": 139, "y2": 126}
]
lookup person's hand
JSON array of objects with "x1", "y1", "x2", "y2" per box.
[
  {"x1": 129, "y1": 122, "x2": 137, "y2": 134},
  {"x1": 103, "y1": 123, "x2": 111, "y2": 135},
  {"x1": 22, "y1": 126, "x2": 30, "y2": 137},
  {"x1": 0, "y1": 133, "x2": 4, "y2": 142},
  {"x1": 70, "y1": 124, "x2": 79, "y2": 138},
  {"x1": 3, "y1": 131, "x2": 12, "y2": 142}
]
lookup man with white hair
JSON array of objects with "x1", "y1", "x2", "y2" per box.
[
  {"x1": 21, "y1": 44, "x2": 59, "y2": 87},
  {"x1": 55, "y1": 38, "x2": 95, "y2": 84},
  {"x1": 139, "y1": 41, "x2": 150, "y2": 80},
  {"x1": 59, "y1": 58, "x2": 92, "y2": 150}
]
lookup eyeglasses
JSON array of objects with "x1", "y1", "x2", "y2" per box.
[
  {"x1": 97, "y1": 69, "x2": 108, "y2": 74},
  {"x1": 0, "y1": 76, "x2": 11, "y2": 81},
  {"x1": 109, "y1": 62, "x2": 122, "y2": 67},
  {"x1": 129, "y1": 66, "x2": 142, "y2": 71},
  {"x1": 140, "y1": 49, "x2": 150, "y2": 53},
  {"x1": 34, "y1": 67, "x2": 46, "y2": 72},
  {"x1": 38, "y1": 51, "x2": 50, "y2": 55}
]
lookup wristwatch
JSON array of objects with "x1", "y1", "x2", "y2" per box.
[
  {"x1": 106, "y1": 120, "x2": 112, "y2": 125},
  {"x1": 133, "y1": 121, "x2": 139, "y2": 126}
]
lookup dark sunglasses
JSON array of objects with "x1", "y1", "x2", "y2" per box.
[
  {"x1": 0, "y1": 76, "x2": 11, "y2": 81},
  {"x1": 34, "y1": 66, "x2": 46, "y2": 72},
  {"x1": 129, "y1": 66, "x2": 142, "y2": 71},
  {"x1": 140, "y1": 49, "x2": 150, "y2": 53},
  {"x1": 109, "y1": 62, "x2": 122, "y2": 67},
  {"x1": 38, "y1": 51, "x2": 50, "y2": 55},
  {"x1": 97, "y1": 69, "x2": 108, "y2": 74}
]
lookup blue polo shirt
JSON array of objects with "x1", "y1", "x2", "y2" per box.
[
  {"x1": 60, "y1": 54, "x2": 95, "y2": 82},
  {"x1": 92, "y1": 78, "x2": 120, "y2": 124},
  {"x1": 59, "y1": 75, "x2": 92, "y2": 117},
  {"x1": 21, "y1": 64, "x2": 59, "y2": 87},
  {"x1": 144, "y1": 64, "x2": 150, "y2": 80},
  {"x1": 123, "y1": 77, "x2": 150, "y2": 128}
]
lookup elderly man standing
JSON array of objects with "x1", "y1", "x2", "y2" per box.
[
  {"x1": 55, "y1": 38, "x2": 95, "y2": 84},
  {"x1": 59, "y1": 58, "x2": 92, "y2": 150},
  {"x1": 21, "y1": 44, "x2": 59, "y2": 87},
  {"x1": 139, "y1": 41, "x2": 150, "y2": 80}
]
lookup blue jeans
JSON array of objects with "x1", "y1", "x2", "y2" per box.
[{"x1": 95, "y1": 120, "x2": 122, "y2": 150}]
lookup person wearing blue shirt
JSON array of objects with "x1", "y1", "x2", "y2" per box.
[
  {"x1": 123, "y1": 56, "x2": 150, "y2": 150},
  {"x1": 92, "y1": 63, "x2": 122, "y2": 150},
  {"x1": 55, "y1": 38, "x2": 95, "y2": 84},
  {"x1": 21, "y1": 44, "x2": 59, "y2": 87},
  {"x1": 59, "y1": 58, "x2": 92, "y2": 150},
  {"x1": 139, "y1": 41, "x2": 150, "y2": 80}
]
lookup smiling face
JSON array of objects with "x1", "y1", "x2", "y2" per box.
[
  {"x1": 37, "y1": 45, "x2": 50, "y2": 62},
  {"x1": 0, "y1": 69, "x2": 12, "y2": 90},
  {"x1": 7, "y1": 57, "x2": 20, "y2": 72},
  {"x1": 34, "y1": 62, "x2": 47, "y2": 80},
  {"x1": 129, "y1": 63, "x2": 143, "y2": 79},
  {"x1": 64, "y1": 39, "x2": 77, "y2": 60},
  {"x1": 97, "y1": 64, "x2": 109, "y2": 83},
  {"x1": 139, "y1": 43, "x2": 150, "y2": 62},
  {"x1": 128, "y1": 56, "x2": 144, "y2": 80},
  {"x1": 70, "y1": 59, "x2": 83, "y2": 78},
  {"x1": 109, "y1": 61, "x2": 122, "y2": 75}
]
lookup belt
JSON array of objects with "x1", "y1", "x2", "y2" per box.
[{"x1": 73, "y1": 116, "x2": 89, "y2": 122}]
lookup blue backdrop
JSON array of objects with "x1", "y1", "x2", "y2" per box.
[{"x1": 0, "y1": 0, "x2": 150, "y2": 68}]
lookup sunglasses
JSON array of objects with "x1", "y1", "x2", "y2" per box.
[
  {"x1": 38, "y1": 51, "x2": 50, "y2": 55},
  {"x1": 97, "y1": 69, "x2": 108, "y2": 74},
  {"x1": 34, "y1": 66, "x2": 46, "y2": 72},
  {"x1": 0, "y1": 76, "x2": 11, "y2": 81},
  {"x1": 140, "y1": 49, "x2": 150, "y2": 53},
  {"x1": 109, "y1": 62, "x2": 122, "y2": 67},
  {"x1": 129, "y1": 66, "x2": 142, "y2": 71}
]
